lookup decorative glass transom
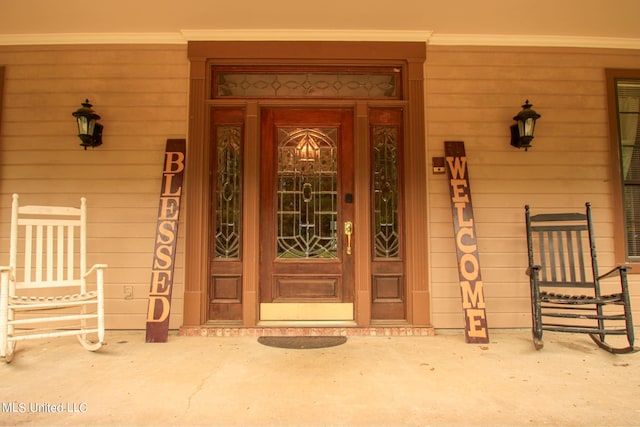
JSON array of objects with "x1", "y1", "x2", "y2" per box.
[
  {"x1": 373, "y1": 126, "x2": 400, "y2": 258},
  {"x1": 214, "y1": 125, "x2": 242, "y2": 259},
  {"x1": 213, "y1": 67, "x2": 401, "y2": 99},
  {"x1": 277, "y1": 127, "x2": 338, "y2": 258}
]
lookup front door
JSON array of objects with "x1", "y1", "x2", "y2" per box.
[{"x1": 259, "y1": 108, "x2": 354, "y2": 321}]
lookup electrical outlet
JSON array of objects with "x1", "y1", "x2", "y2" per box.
[{"x1": 124, "y1": 285, "x2": 133, "y2": 300}]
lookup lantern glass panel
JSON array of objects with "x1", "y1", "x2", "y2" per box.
[
  {"x1": 77, "y1": 116, "x2": 89, "y2": 135},
  {"x1": 524, "y1": 118, "x2": 536, "y2": 136}
]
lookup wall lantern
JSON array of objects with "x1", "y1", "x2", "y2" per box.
[
  {"x1": 510, "y1": 100, "x2": 541, "y2": 151},
  {"x1": 72, "y1": 99, "x2": 103, "y2": 149}
]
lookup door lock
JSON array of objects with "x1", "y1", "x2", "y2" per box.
[{"x1": 344, "y1": 221, "x2": 353, "y2": 255}]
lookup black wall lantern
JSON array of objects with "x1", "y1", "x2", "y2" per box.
[
  {"x1": 72, "y1": 99, "x2": 103, "y2": 149},
  {"x1": 510, "y1": 100, "x2": 541, "y2": 150}
]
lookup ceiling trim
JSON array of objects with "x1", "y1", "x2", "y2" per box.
[
  {"x1": 182, "y1": 29, "x2": 433, "y2": 42},
  {"x1": 430, "y1": 33, "x2": 640, "y2": 49},
  {"x1": 0, "y1": 32, "x2": 186, "y2": 45},
  {"x1": 0, "y1": 30, "x2": 639, "y2": 50}
]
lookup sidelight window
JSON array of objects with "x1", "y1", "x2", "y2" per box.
[
  {"x1": 213, "y1": 122, "x2": 243, "y2": 259},
  {"x1": 372, "y1": 126, "x2": 401, "y2": 258}
]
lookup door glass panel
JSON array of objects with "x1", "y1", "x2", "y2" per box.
[
  {"x1": 277, "y1": 127, "x2": 338, "y2": 259},
  {"x1": 373, "y1": 126, "x2": 400, "y2": 258},
  {"x1": 214, "y1": 125, "x2": 242, "y2": 259}
]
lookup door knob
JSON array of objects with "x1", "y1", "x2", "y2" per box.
[{"x1": 344, "y1": 221, "x2": 353, "y2": 255}]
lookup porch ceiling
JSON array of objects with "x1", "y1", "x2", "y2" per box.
[{"x1": 1, "y1": 0, "x2": 639, "y2": 42}]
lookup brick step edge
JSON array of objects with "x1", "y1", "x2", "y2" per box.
[{"x1": 178, "y1": 326, "x2": 436, "y2": 337}]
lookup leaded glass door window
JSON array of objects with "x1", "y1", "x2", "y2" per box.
[
  {"x1": 277, "y1": 127, "x2": 338, "y2": 259},
  {"x1": 373, "y1": 126, "x2": 400, "y2": 259},
  {"x1": 215, "y1": 125, "x2": 242, "y2": 259},
  {"x1": 213, "y1": 67, "x2": 401, "y2": 99}
]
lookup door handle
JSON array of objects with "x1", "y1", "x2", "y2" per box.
[{"x1": 344, "y1": 221, "x2": 353, "y2": 255}]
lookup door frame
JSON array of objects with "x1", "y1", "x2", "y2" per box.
[{"x1": 183, "y1": 41, "x2": 429, "y2": 327}]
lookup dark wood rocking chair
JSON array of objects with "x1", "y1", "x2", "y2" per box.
[{"x1": 525, "y1": 203, "x2": 637, "y2": 354}]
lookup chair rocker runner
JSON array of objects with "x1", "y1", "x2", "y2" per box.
[
  {"x1": 525, "y1": 203, "x2": 636, "y2": 354},
  {"x1": 0, "y1": 194, "x2": 107, "y2": 362}
]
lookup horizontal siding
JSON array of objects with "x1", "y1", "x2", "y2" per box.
[
  {"x1": 2, "y1": 42, "x2": 640, "y2": 332},
  {"x1": 426, "y1": 45, "x2": 640, "y2": 329},
  {"x1": 0, "y1": 44, "x2": 188, "y2": 329}
]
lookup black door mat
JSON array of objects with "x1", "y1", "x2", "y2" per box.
[{"x1": 258, "y1": 336, "x2": 347, "y2": 349}]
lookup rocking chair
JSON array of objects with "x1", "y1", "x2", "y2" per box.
[
  {"x1": 525, "y1": 203, "x2": 636, "y2": 353},
  {"x1": 0, "y1": 194, "x2": 107, "y2": 362}
]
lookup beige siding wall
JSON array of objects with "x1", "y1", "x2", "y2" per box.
[
  {"x1": 426, "y1": 45, "x2": 640, "y2": 328},
  {"x1": 0, "y1": 44, "x2": 188, "y2": 329},
  {"x1": 1, "y1": 42, "x2": 640, "y2": 331}
]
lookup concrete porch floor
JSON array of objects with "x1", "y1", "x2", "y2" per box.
[{"x1": 0, "y1": 329, "x2": 639, "y2": 427}]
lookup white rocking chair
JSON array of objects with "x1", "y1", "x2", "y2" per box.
[{"x1": 0, "y1": 194, "x2": 107, "y2": 362}]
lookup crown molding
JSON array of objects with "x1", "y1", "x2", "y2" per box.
[
  {"x1": 0, "y1": 32, "x2": 186, "y2": 45},
  {"x1": 0, "y1": 30, "x2": 639, "y2": 50},
  {"x1": 180, "y1": 29, "x2": 433, "y2": 42},
  {"x1": 0, "y1": 30, "x2": 432, "y2": 46},
  {"x1": 429, "y1": 33, "x2": 640, "y2": 50}
]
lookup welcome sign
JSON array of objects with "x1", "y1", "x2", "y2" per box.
[
  {"x1": 146, "y1": 139, "x2": 186, "y2": 343},
  {"x1": 444, "y1": 141, "x2": 489, "y2": 344}
]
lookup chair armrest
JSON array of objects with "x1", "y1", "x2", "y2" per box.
[
  {"x1": 0, "y1": 266, "x2": 11, "y2": 295},
  {"x1": 83, "y1": 264, "x2": 108, "y2": 278},
  {"x1": 0, "y1": 266, "x2": 12, "y2": 279},
  {"x1": 526, "y1": 265, "x2": 542, "y2": 277},
  {"x1": 598, "y1": 265, "x2": 630, "y2": 281}
]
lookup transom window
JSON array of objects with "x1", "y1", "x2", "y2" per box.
[{"x1": 212, "y1": 66, "x2": 402, "y2": 99}]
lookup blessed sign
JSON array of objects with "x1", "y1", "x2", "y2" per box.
[
  {"x1": 444, "y1": 141, "x2": 489, "y2": 343},
  {"x1": 146, "y1": 139, "x2": 186, "y2": 343}
]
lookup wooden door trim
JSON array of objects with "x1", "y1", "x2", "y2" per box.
[{"x1": 184, "y1": 41, "x2": 428, "y2": 328}]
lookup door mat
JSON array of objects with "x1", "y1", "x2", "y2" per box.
[{"x1": 258, "y1": 336, "x2": 347, "y2": 349}]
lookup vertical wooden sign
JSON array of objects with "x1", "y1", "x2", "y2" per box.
[
  {"x1": 444, "y1": 141, "x2": 489, "y2": 343},
  {"x1": 146, "y1": 139, "x2": 186, "y2": 343}
]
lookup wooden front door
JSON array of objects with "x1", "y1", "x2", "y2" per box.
[{"x1": 259, "y1": 108, "x2": 354, "y2": 320}]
